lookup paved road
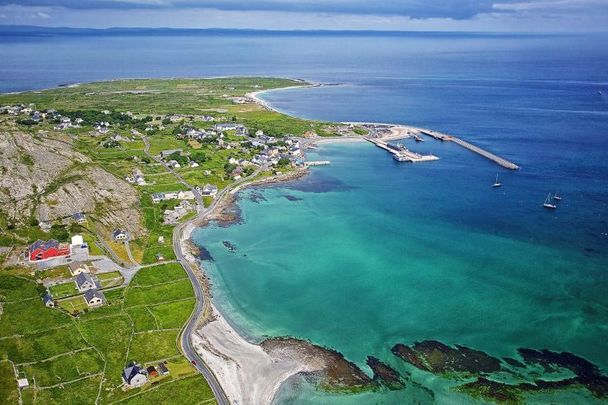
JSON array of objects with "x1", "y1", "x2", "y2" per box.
[{"x1": 173, "y1": 170, "x2": 262, "y2": 405}]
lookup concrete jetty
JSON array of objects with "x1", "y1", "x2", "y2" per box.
[
  {"x1": 365, "y1": 138, "x2": 439, "y2": 163},
  {"x1": 419, "y1": 130, "x2": 519, "y2": 170},
  {"x1": 305, "y1": 160, "x2": 331, "y2": 166}
]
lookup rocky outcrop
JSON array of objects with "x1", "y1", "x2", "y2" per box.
[
  {"x1": 0, "y1": 131, "x2": 143, "y2": 237},
  {"x1": 36, "y1": 166, "x2": 143, "y2": 237},
  {"x1": 391, "y1": 340, "x2": 608, "y2": 402},
  {"x1": 366, "y1": 356, "x2": 405, "y2": 390}
]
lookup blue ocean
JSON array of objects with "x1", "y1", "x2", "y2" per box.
[{"x1": 2, "y1": 30, "x2": 607, "y2": 403}]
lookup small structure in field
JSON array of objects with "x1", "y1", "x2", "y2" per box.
[
  {"x1": 75, "y1": 273, "x2": 99, "y2": 292},
  {"x1": 73, "y1": 212, "x2": 86, "y2": 224},
  {"x1": 112, "y1": 229, "x2": 128, "y2": 241},
  {"x1": 83, "y1": 289, "x2": 105, "y2": 307},
  {"x1": 42, "y1": 293, "x2": 55, "y2": 308},
  {"x1": 122, "y1": 363, "x2": 147, "y2": 388}
]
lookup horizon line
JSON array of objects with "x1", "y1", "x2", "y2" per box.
[{"x1": 1, "y1": 25, "x2": 606, "y2": 36}]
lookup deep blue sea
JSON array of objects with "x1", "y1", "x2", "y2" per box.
[{"x1": 2, "y1": 30, "x2": 607, "y2": 404}]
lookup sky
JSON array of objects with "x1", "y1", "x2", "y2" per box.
[{"x1": 0, "y1": 0, "x2": 606, "y2": 32}]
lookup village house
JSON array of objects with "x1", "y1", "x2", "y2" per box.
[
  {"x1": 112, "y1": 229, "x2": 128, "y2": 241},
  {"x1": 83, "y1": 289, "x2": 105, "y2": 307},
  {"x1": 75, "y1": 273, "x2": 100, "y2": 293},
  {"x1": 155, "y1": 253, "x2": 165, "y2": 262},
  {"x1": 68, "y1": 262, "x2": 90, "y2": 276},
  {"x1": 28, "y1": 240, "x2": 71, "y2": 262},
  {"x1": 178, "y1": 190, "x2": 195, "y2": 200},
  {"x1": 17, "y1": 378, "x2": 29, "y2": 389},
  {"x1": 42, "y1": 293, "x2": 55, "y2": 308},
  {"x1": 152, "y1": 192, "x2": 165, "y2": 203},
  {"x1": 122, "y1": 364, "x2": 147, "y2": 388},
  {"x1": 163, "y1": 201, "x2": 193, "y2": 224},
  {"x1": 200, "y1": 184, "x2": 218, "y2": 197},
  {"x1": 73, "y1": 212, "x2": 86, "y2": 224},
  {"x1": 167, "y1": 160, "x2": 181, "y2": 168}
]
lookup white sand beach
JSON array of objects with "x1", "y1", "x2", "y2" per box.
[{"x1": 192, "y1": 306, "x2": 324, "y2": 405}]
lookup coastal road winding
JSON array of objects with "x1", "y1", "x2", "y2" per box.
[{"x1": 172, "y1": 163, "x2": 262, "y2": 404}]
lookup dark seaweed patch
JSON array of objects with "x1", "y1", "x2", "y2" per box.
[
  {"x1": 283, "y1": 194, "x2": 303, "y2": 201},
  {"x1": 196, "y1": 246, "x2": 214, "y2": 262},
  {"x1": 285, "y1": 172, "x2": 355, "y2": 194}
]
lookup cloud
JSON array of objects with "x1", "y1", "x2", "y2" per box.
[
  {"x1": 0, "y1": 0, "x2": 605, "y2": 31},
  {"x1": 0, "y1": 0, "x2": 524, "y2": 19}
]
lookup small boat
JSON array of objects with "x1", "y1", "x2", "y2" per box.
[
  {"x1": 492, "y1": 174, "x2": 502, "y2": 188},
  {"x1": 553, "y1": 193, "x2": 562, "y2": 201},
  {"x1": 414, "y1": 135, "x2": 424, "y2": 142},
  {"x1": 543, "y1": 193, "x2": 557, "y2": 209}
]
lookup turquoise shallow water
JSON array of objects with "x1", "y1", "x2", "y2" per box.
[{"x1": 194, "y1": 141, "x2": 607, "y2": 403}]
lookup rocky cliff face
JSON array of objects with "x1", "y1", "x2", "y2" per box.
[{"x1": 0, "y1": 130, "x2": 143, "y2": 237}]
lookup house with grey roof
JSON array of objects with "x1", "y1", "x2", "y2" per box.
[
  {"x1": 83, "y1": 289, "x2": 105, "y2": 307},
  {"x1": 75, "y1": 273, "x2": 99, "y2": 292},
  {"x1": 112, "y1": 229, "x2": 128, "y2": 241},
  {"x1": 122, "y1": 363, "x2": 147, "y2": 388},
  {"x1": 42, "y1": 293, "x2": 55, "y2": 308},
  {"x1": 72, "y1": 212, "x2": 86, "y2": 224}
]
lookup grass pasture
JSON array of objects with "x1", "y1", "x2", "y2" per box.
[{"x1": 0, "y1": 263, "x2": 211, "y2": 404}]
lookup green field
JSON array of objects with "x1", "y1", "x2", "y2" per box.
[
  {"x1": 49, "y1": 281, "x2": 78, "y2": 299},
  {"x1": 0, "y1": 264, "x2": 214, "y2": 404}
]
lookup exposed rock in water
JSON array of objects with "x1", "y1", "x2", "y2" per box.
[
  {"x1": 200, "y1": 193, "x2": 242, "y2": 228},
  {"x1": 222, "y1": 241, "x2": 237, "y2": 252},
  {"x1": 196, "y1": 245, "x2": 214, "y2": 261},
  {"x1": 248, "y1": 191, "x2": 267, "y2": 203},
  {"x1": 517, "y1": 348, "x2": 608, "y2": 398},
  {"x1": 391, "y1": 340, "x2": 501, "y2": 374},
  {"x1": 283, "y1": 194, "x2": 303, "y2": 201},
  {"x1": 503, "y1": 357, "x2": 526, "y2": 368},
  {"x1": 366, "y1": 356, "x2": 405, "y2": 390},
  {"x1": 391, "y1": 343, "x2": 431, "y2": 371},
  {"x1": 457, "y1": 377, "x2": 522, "y2": 404},
  {"x1": 392, "y1": 340, "x2": 608, "y2": 402},
  {"x1": 261, "y1": 337, "x2": 374, "y2": 392}
]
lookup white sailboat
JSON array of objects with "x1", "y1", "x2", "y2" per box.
[
  {"x1": 553, "y1": 193, "x2": 562, "y2": 201},
  {"x1": 492, "y1": 174, "x2": 502, "y2": 188},
  {"x1": 543, "y1": 193, "x2": 557, "y2": 209}
]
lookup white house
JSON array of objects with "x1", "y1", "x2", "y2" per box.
[
  {"x1": 68, "y1": 262, "x2": 90, "y2": 276},
  {"x1": 42, "y1": 293, "x2": 55, "y2": 308},
  {"x1": 122, "y1": 364, "x2": 147, "y2": 388},
  {"x1": 73, "y1": 212, "x2": 86, "y2": 224},
  {"x1": 83, "y1": 289, "x2": 105, "y2": 307},
  {"x1": 112, "y1": 229, "x2": 128, "y2": 241},
  {"x1": 17, "y1": 378, "x2": 29, "y2": 389},
  {"x1": 177, "y1": 190, "x2": 195, "y2": 200},
  {"x1": 75, "y1": 273, "x2": 98, "y2": 292},
  {"x1": 152, "y1": 192, "x2": 165, "y2": 203},
  {"x1": 201, "y1": 184, "x2": 218, "y2": 197}
]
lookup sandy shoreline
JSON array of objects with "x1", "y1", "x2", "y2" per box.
[{"x1": 184, "y1": 86, "x2": 418, "y2": 404}]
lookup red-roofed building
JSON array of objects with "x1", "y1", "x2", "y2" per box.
[{"x1": 29, "y1": 240, "x2": 70, "y2": 262}]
